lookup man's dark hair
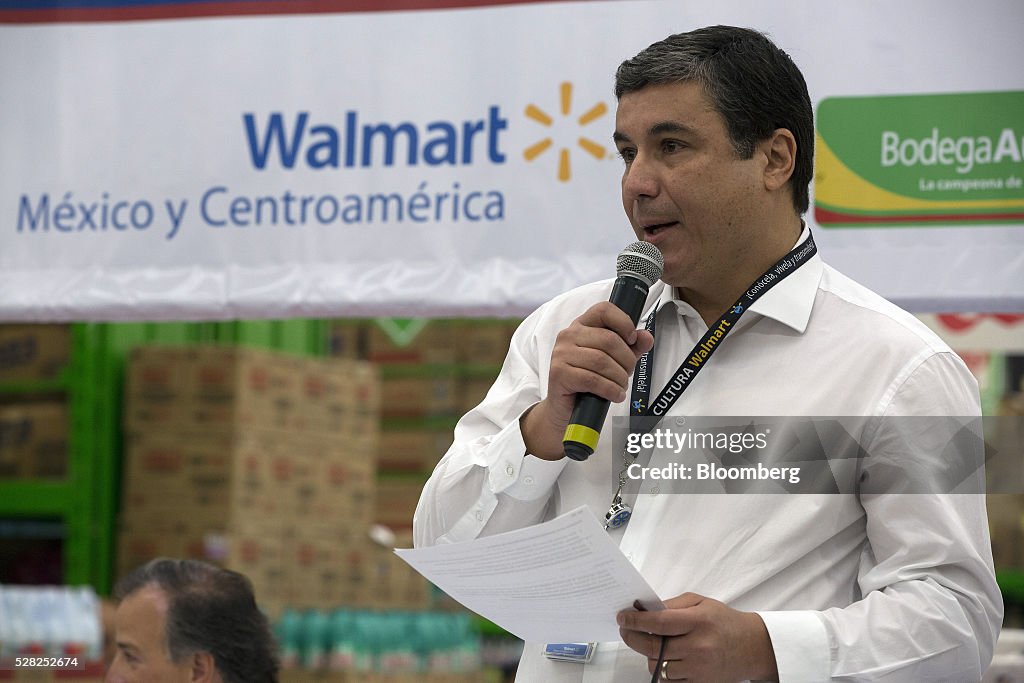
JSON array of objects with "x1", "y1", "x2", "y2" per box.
[
  {"x1": 114, "y1": 558, "x2": 279, "y2": 683},
  {"x1": 615, "y1": 25, "x2": 814, "y2": 214}
]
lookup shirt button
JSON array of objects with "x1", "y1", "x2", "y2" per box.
[
  {"x1": 523, "y1": 476, "x2": 535, "y2": 485},
  {"x1": 651, "y1": 486, "x2": 660, "y2": 495},
  {"x1": 675, "y1": 417, "x2": 686, "y2": 426},
  {"x1": 505, "y1": 464, "x2": 515, "y2": 476}
]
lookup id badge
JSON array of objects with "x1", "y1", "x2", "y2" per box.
[{"x1": 543, "y1": 642, "x2": 597, "y2": 663}]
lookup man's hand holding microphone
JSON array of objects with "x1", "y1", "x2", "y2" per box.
[{"x1": 520, "y1": 242, "x2": 662, "y2": 461}]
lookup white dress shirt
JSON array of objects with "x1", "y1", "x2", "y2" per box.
[{"x1": 413, "y1": 232, "x2": 1002, "y2": 682}]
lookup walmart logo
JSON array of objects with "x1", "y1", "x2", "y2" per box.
[
  {"x1": 241, "y1": 83, "x2": 611, "y2": 182},
  {"x1": 243, "y1": 108, "x2": 508, "y2": 169},
  {"x1": 523, "y1": 82, "x2": 609, "y2": 182}
]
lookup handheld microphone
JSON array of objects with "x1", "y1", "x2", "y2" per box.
[{"x1": 563, "y1": 241, "x2": 664, "y2": 462}]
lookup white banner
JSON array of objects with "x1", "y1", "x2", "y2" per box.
[{"x1": 1, "y1": 0, "x2": 1022, "y2": 321}]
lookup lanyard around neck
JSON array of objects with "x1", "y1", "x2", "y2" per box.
[{"x1": 629, "y1": 232, "x2": 817, "y2": 430}]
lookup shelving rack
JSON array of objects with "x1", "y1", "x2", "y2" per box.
[{"x1": 0, "y1": 319, "x2": 329, "y2": 594}]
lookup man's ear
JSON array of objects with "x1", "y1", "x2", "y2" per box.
[
  {"x1": 188, "y1": 651, "x2": 217, "y2": 683},
  {"x1": 761, "y1": 128, "x2": 797, "y2": 193}
]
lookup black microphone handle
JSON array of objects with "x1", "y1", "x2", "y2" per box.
[
  {"x1": 606, "y1": 273, "x2": 651, "y2": 326},
  {"x1": 563, "y1": 274, "x2": 651, "y2": 461}
]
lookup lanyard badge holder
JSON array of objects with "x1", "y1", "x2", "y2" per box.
[{"x1": 605, "y1": 307, "x2": 659, "y2": 529}]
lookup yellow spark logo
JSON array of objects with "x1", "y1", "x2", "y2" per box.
[{"x1": 524, "y1": 82, "x2": 608, "y2": 182}]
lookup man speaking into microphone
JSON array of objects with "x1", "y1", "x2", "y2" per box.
[{"x1": 413, "y1": 25, "x2": 1000, "y2": 682}]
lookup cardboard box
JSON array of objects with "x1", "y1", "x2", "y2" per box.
[
  {"x1": 0, "y1": 325, "x2": 71, "y2": 384},
  {"x1": 119, "y1": 344, "x2": 390, "y2": 614},
  {"x1": 120, "y1": 428, "x2": 374, "y2": 530},
  {"x1": 454, "y1": 321, "x2": 517, "y2": 365},
  {"x1": 285, "y1": 534, "x2": 373, "y2": 609},
  {"x1": 457, "y1": 375, "x2": 499, "y2": 415},
  {"x1": 228, "y1": 432, "x2": 301, "y2": 525},
  {"x1": 226, "y1": 431, "x2": 377, "y2": 533},
  {"x1": 371, "y1": 531, "x2": 431, "y2": 611},
  {"x1": 124, "y1": 345, "x2": 307, "y2": 431},
  {"x1": 292, "y1": 358, "x2": 380, "y2": 436},
  {"x1": 115, "y1": 519, "x2": 219, "y2": 580},
  {"x1": 341, "y1": 362, "x2": 381, "y2": 438},
  {"x1": 122, "y1": 346, "x2": 193, "y2": 425},
  {"x1": 377, "y1": 428, "x2": 452, "y2": 473},
  {"x1": 117, "y1": 427, "x2": 380, "y2": 587},
  {"x1": 302, "y1": 437, "x2": 376, "y2": 516},
  {"x1": 115, "y1": 518, "x2": 288, "y2": 618},
  {"x1": 119, "y1": 431, "x2": 235, "y2": 522},
  {"x1": 327, "y1": 321, "x2": 366, "y2": 360},
  {"x1": 380, "y1": 375, "x2": 459, "y2": 418},
  {"x1": 223, "y1": 527, "x2": 287, "y2": 617},
  {"x1": 0, "y1": 402, "x2": 68, "y2": 478},
  {"x1": 366, "y1": 320, "x2": 457, "y2": 364},
  {"x1": 125, "y1": 346, "x2": 381, "y2": 437},
  {"x1": 373, "y1": 477, "x2": 428, "y2": 531},
  {"x1": 290, "y1": 360, "x2": 346, "y2": 434},
  {"x1": 189, "y1": 346, "x2": 300, "y2": 431}
]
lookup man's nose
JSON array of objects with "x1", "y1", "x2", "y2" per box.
[
  {"x1": 104, "y1": 656, "x2": 123, "y2": 683},
  {"x1": 621, "y1": 154, "x2": 659, "y2": 204}
]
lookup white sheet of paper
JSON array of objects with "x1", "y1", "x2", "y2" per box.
[{"x1": 395, "y1": 506, "x2": 664, "y2": 643}]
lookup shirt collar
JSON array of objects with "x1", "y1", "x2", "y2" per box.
[{"x1": 650, "y1": 223, "x2": 823, "y2": 334}]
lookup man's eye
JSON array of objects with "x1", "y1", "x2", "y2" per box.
[
  {"x1": 617, "y1": 149, "x2": 636, "y2": 163},
  {"x1": 662, "y1": 139, "x2": 685, "y2": 153}
]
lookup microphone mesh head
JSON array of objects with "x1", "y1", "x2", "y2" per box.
[{"x1": 616, "y1": 241, "x2": 664, "y2": 286}]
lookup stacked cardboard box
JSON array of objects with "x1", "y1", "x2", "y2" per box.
[
  {"x1": 364, "y1": 319, "x2": 519, "y2": 423},
  {"x1": 0, "y1": 325, "x2": 72, "y2": 481},
  {"x1": 376, "y1": 428, "x2": 454, "y2": 474},
  {"x1": 454, "y1": 321, "x2": 518, "y2": 368},
  {"x1": 370, "y1": 530, "x2": 431, "y2": 612},
  {"x1": 320, "y1": 319, "x2": 521, "y2": 615},
  {"x1": 117, "y1": 345, "x2": 380, "y2": 617},
  {"x1": 359, "y1": 320, "x2": 519, "y2": 533},
  {"x1": 0, "y1": 325, "x2": 71, "y2": 385},
  {"x1": 0, "y1": 402, "x2": 68, "y2": 479}
]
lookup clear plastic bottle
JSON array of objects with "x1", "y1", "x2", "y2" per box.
[
  {"x1": 327, "y1": 608, "x2": 355, "y2": 672},
  {"x1": 453, "y1": 613, "x2": 482, "y2": 673},
  {"x1": 378, "y1": 611, "x2": 418, "y2": 675},
  {"x1": 274, "y1": 609, "x2": 303, "y2": 670},
  {"x1": 63, "y1": 586, "x2": 102, "y2": 660},
  {"x1": 299, "y1": 609, "x2": 330, "y2": 672},
  {"x1": 351, "y1": 612, "x2": 376, "y2": 674},
  {"x1": 0, "y1": 585, "x2": 101, "y2": 664}
]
